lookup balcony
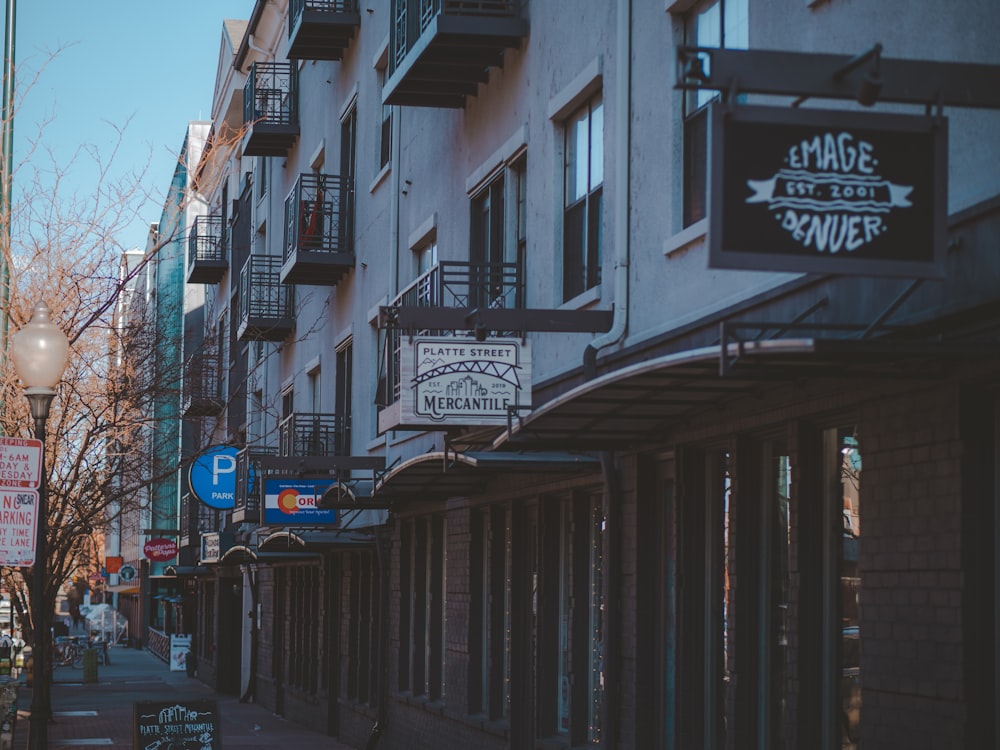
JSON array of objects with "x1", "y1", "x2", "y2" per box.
[
  {"x1": 186, "y1": 215, "x2": 227, "y2": 284},
  {"x1": 279, "y1": 412, "x2": 347, "y2": 457},
  {"x1": 237, "y1": 255, "x2": 295, "y2": 342},
  {"x1": 384, "y1": 0, "x2": 526, "y2": 108},
  {"x1": 180, "y1": 493, "x2": 221, "y2": 550},
  {"x1": 232, "y1": 446, "x2": 277, "y2": 525},
  {"x1": 181, "y1": 353, "x2": 224, "y2": 418},
  {"x1": 243, "y1": 62, "x2": 299, "y2": 156},
  {"x1": 280, "y1": 173, "x2": 355, "y2": 286},
  {"x1": 379, "y1": 260, "x2": 522, "y2": 427},
  {"x1": 287, "y1": 0, "x2": 360, "y2": 61}
]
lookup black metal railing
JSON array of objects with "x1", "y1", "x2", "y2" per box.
[
  {"x1": 239, "y1": 255, "x2": 294, "y2": 329},
  {"x1": 391, "y1": 0, "x2": 520, "y2": 74},
  {"x1": 243, "y1": 62, "x2": 298, "y2": 128},
  {"x1": 284, "y1": 173, "x2": 354, "y2": 259},
  {"x1": 181, "y1": 353, "x2": 223, "y2": 415},
  {"x1": 381, "y1": 260, "x2": 522, "y2": 405},
  {"x1": 180, "y1": 493, "x2": 221, "y2": 546},
  {"x1": 235, "y1": 445, "x2": 277, "y2": 519},
  {"x1": 188, "y1": 215, "x2": 224, "y2": 263},
  {"x1": 290, "y1": 0, "x2": 359, "y2": 27},
  {"x1": 279, "y1": 412, "x2": 346, "y2": 457}
]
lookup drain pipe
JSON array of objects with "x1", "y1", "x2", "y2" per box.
[
  {"x1": 587, "y1": 1, "x2": 631, "y2": 748},
  {"x1": 583, "y1": 0, "x2": 631, "y2": 381}
]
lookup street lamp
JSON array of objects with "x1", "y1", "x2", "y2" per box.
[{"x1": 10, "y1": 301, "x2": 70, "y2": 750}]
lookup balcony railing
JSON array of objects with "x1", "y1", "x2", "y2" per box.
[
  {"x1": 279, "y1": 412, "x2": 347, "y2": 457},
  {"x1": 238, "y1": 255, "x2": 295, "y2": 342},
  {"x1": 180, "y1": 493, "x2": 221, "y2": 550},
  {"x1": 280, "y1": 173, "x2": 355, "y2": 286},
  {"x1": 385, "y1": 0, "x2": 526, "y2": 108},
  {"x1": 233, "y1": 445, "x2": 277, "y2": 525},
  {"x1": 380, "y1": 260, "x2": 522, "y2": 407},
  {"x1": 243, "y1": 62, "x2": 299, "y2": 156},
  {"x1": 181, "y1": 353, "x2": 223, "y2": 417},
  {"x1": 186, "y1": 215, "x2": 227, "y2": 284},
  {"x1": 287, "y1": 0, "x2": 360, "y2": 61}
]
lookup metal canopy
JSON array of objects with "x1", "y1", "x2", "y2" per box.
[
  {"x1": 259, "y1": 528, "x2": 374, "y2": 549},
  {"x1": 163, "y1": 566, "x2": 212, "y2": 577},
  {"x1": 374, "y1": 450, "x2": 599, "y2": 502},
  {"x1": 677, "y1": 46, "x2": 1000, "y2": 109},
  {"x1": 494, "y1": 338, "x2": 997, "y2": 452}
]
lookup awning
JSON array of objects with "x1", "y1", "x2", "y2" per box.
[
  {"x1": 106, "y1": 584, "x2": 140, "y2": 595},
  {"x1": 374, "y1": 450, "x2": 600, "y2": 502},
  {"x1": 163, "y1": 565, "x2": 212, "y2": 577},
  {"x1": 494, "y1": 337, "x2": 997, "y2": 451},
  {"x1": 259, "y1": 528, "x2": 376, "y2": 550}
]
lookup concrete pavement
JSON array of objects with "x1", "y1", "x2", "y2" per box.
[{"x1": 5, "y1": 644, "x2": 356, "y2": 749}]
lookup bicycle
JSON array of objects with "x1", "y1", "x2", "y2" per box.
[{"x1": 53, "y1": 636, "x2": 85, "y2": 668}]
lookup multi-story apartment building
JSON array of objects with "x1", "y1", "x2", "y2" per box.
[
  {"x1": 166, "y1": 1, "x2": 1000, "y2": 749},
  {"x1": 108, "y1": 122, "x2": 211, "y2": 652}
]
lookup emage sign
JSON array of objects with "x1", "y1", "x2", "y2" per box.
[{"x1": 709, "y1": 104, "x2": 947, "y2": 278}]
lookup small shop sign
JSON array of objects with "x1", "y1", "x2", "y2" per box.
[
  {"x1": 391, "y1": 336, "x2": 531, "y2": 430},
  {"x1": 708, "y1": 104, "x2": 947, "y2": 278},
  {"x1": 263, "y1": 478, "x2": 338, "y2": 525},
  {"x1": 144, "y1": 538, "x2": 178, "y2": 562}
]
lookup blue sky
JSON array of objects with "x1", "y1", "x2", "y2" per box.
[{"x1": 11, "y1": 0, "x2": 251, "y2": 251}]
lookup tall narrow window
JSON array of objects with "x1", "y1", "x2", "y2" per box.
[
  {"x1": 375, "y1": 60, "x2": 392, "y2": 172},
  {"x1": 826, "y1": 428, "x2": 861, "y2": 750},
  {"x1": 563, "y1": 95, "x2": 603, "y2": 301},
  {"x1": 340, "y1": 104, "x2": 357, "y2": 251},
  {"x1": 471, "y1": 175, "x2": 505, "y2": 310},
  {"x1": 307, "y1": 367, "x2": 321, "y2": 414},
  {"x1": 335, "y1": 340, "x2": 352, "y2": 456},
  {"x1": 682, "y1": 0, "x2": 748, "y2": 227}
]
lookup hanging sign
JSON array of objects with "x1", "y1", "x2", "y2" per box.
[
  {"x1": 708, "y1": 104, "x2": 947, "y2": 278},
  {"x1": 264, "y1": 478, "x2": 338, "y2": 525},
  {"x1": 0, "y1": 490, "x2": 38, "y2": 567},
  {"x1": 188, "y1": 445, "x2": 239, "y2": 510},
  {"x1": 118, "y1": 564, "x2": 137, "y2": 582},
  {"x1": 144, "y1": 538, "x2": 178, "y2": 562},
  {"x1": 382, "y1": 336, "x2": 531, "y2": 431}
]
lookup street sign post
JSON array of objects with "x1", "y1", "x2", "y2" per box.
[{"x1": 0, "y1": 489, "x2": 39, "y2": 566}]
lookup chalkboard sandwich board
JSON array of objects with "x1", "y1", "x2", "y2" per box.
[{"x1": 133, "y1": 699, "x2": 221, "y2": 749}]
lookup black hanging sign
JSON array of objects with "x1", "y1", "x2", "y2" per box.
[
  {"x1": 708, "y1": 104, "x2": 947, "y2": 278},
  {"x1": 133, "y1": 699, "x2": 221, "y2": 750}
]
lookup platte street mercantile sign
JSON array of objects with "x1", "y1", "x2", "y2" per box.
[
  {"x1": 708, "y1": 104, "x2": 947, "y2": 278},
  {"x1": 399, "y1": 336, "x2": 531, "y2": 428}
]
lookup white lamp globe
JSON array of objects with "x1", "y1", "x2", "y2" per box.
[{"x1": 11, "y1": 302, "x2": 70, "y2": 390}]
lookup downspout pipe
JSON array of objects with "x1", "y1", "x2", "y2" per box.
[
  {"x1": 590, "y1": 1, "x2": 631, "y2": 748},
  {"x1": 584, "y1": 0, "x2": 631, "y2": 381}
]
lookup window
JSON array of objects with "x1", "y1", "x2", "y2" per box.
[
  {"x1": 256, "y1": 157, "x2": 267, "y2": 201},
  {"x1": 682, "y1": 0, "x2": 748, "y2": 227},
  {"x1": 335, "y1": 341, "x2": 352, "y2": 456},
  {"x1": 281, "y1": 388, "x2": 294, "y2": 420},
  {"x1": 470, "y1": 505, "x2": 512, "y2": 719},
  {"x1": 563, "y1": 95, "x2": 603, "y2": 300},
  {"x1": 376, "y1": 62, "x2": 392, "y2": 172},
  {"x1": 280, "y1": 565, "x2": 321, "y2": 695},
  {"x1": 399, "y1": 516, "x2": 447, "y2": 700},
  {"x1": 347, "y1": 550, "x2": 377, "y2": 704},
  {"x1": 470, "y1": 154, "x2": 525, "y2": 311},
  {"x1": 341, "y1": 103, "x2": 357, "y2": 247},
  {"x1": 307, "y1": 366, "x2": 321, "y2": 414},
  {"x1": 676, "y1": 447, "x2": 731, "y2": 749},
  {"x1": 539, "y1": 492, "x2": 605, "y2": 743}
]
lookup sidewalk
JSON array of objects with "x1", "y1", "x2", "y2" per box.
[{"x1": 6, "y1": 645, "x2": 356, "y2": 749}]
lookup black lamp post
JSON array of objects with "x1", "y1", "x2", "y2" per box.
[{"x1": 10, "y1": 301, "x2": 70, "y2": 750}]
